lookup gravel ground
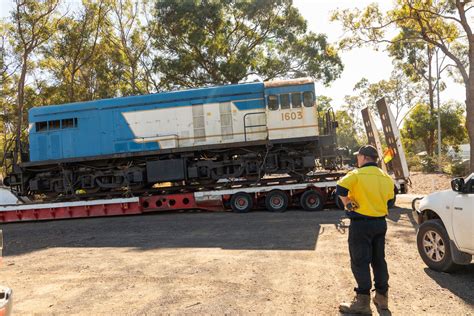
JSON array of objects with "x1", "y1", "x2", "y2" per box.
[
  {"x1": 0, "y1": 201, "x2": 472, "y2": 315},
  {"x1": 407, "y1": 172, "x2": 454, "y2": 195}
]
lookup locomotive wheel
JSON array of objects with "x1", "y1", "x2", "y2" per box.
[
  {"x1": 264, "y1": 190, "x2": 289, "y2": 212},
  {"x1": 300, "y1": 190, "x2": 324, "y2": 211},
  {"x1": 230, "y1": 192, "x2": 253, "y2": 213}
]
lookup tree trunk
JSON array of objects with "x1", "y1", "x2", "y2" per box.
[
  {"x1": 467, "y1": 54, "x2": 474, "y2": 174},
  {"x1": 13, "y1": 55, "x2": 28, "y2": 165}
]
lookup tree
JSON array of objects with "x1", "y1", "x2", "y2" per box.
[
  {"x1": 335, "y1": 110, "x2": 363, "y2": 150},
  {"x1": 0, "y1": 23, "x2": 17, "y2": 174},
  {"x1": 401, "y1": 101, "x2": 467, "y2": 155},
  {"x1": 151, "y1": 0, "x2": 343, "y2": 89},
  {"x1": 107, "y1": 0, "x2": 153, "y2": 95},
  {"x1": 352, "y1": 69, "x2": 422, "y2": 125},
  {"x1": 332, "y1": 0, "x2": 474, "y2": 172},
  {"x1": 316, "y1": 95, "x2": 333, "y2": 112},
  {"x1": 9, "y1": 0, "x2": 60, "y2": 164},
  {"x1": 41, "y1": 0, "x2": 109, "y2": 103}
]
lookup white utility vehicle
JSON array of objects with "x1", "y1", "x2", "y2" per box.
[
  {"x1": 0, "y1": 230, "x2": 13, "y2": 315},
  {"x1": 413, "y1": 173, "x2": 474, "y2": 272}
]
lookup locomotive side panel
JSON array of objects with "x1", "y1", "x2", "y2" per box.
[
  {"x1": 115, "y1": 99, "x2": 267, "y2": 150},
  {"x1": 27, "y1": 82, "x2": 266, "y2": 162},
  {"x1": 28, "y1": 110, "x2": 100, "y2": 161}
]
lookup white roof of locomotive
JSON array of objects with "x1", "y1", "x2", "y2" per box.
[{"x1": 263, "y1": 77, "x2": 313, "y2": 88}]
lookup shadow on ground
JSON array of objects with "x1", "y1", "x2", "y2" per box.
[
  {"x1": 424, "y1": 266, "x2": 474, "y2": 306},
  {"x1": 387, "y1": 206, "x2": 418, "y2": 229},
  {"x1": 1, "y1": 209, "x2": 350, "y2": 256}
]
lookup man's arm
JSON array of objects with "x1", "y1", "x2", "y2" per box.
[
  {"x1": 336, "y1": 185, "x2": 357, "y2": 211},
  {"x1": 339, "y1": 195, "x2": 351, "y2": 208}
]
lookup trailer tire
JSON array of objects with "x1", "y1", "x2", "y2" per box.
[
  {"x1": 230, "y1": 192, "x2": 253, "y2": 213},
  {"x1": 265, "y1": 190, "x2": 289, "y2": 212},
  {"x1": 300, "y1": 190, "x2": 324, "y2": 211}
]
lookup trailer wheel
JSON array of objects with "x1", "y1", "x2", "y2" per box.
[
  {"x1": 230, "y1": 192, "x2": 253, "y2": 213},
  {"x1": 300, "y1": 190, "x2": 324, "y2": 211},
  {"x1": 265, "y1": 190, "x2": 289, "y2": 212}
]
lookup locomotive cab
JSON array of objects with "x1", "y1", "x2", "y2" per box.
[{"x1": 263, "y1": 78, "x2": 318, "y2": 141}]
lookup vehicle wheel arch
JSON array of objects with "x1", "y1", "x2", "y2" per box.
[{"x1": 420, "y1": 209, "x2": 442, "y2": 224}]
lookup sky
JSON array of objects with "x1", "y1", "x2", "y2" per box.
[
  {"x1": 293, "y1": 0, "x2": 465, "y2": 108},
  {"x1": 0, "y1": 0, "x2": 466, "y2": 110}
]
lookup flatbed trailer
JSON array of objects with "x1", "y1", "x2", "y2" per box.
[{"x1": 0, "y1": 173, "x2": 345, "y2": 223}]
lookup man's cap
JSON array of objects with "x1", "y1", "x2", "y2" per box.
[{"x1": 354, "y1": 145, "x2": 379, "y2": 159}]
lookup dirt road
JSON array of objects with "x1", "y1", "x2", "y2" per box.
[{"x1": 1, "y1": 204, "x2": 473, "y2": 315}]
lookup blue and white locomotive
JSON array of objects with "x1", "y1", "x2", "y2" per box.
[{"x1": 6, "y1": 78, "x2": 338, "y2": 196}]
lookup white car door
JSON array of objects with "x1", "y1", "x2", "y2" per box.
[{"x1": 452, "y1": 176, "x2": 474, "y2": 251}]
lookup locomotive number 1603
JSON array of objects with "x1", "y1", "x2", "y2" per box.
[{"x1": 281, "y1": 111, "x2": 303, "y2": 121}]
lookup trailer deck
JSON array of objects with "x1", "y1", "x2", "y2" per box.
[{"x1": 0, "y1": 174, "x2": 345, "y2": 223}]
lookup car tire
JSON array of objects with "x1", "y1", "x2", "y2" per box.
[{"x1": 416, "y1": 219, "x2": 462, "y2": 272}]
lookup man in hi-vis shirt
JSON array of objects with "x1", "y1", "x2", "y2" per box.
[{"x1": 337, "y1": 145, "x2": 395, "y2": 314}]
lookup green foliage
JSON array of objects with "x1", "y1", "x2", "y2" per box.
[
  {"x1": 420, "y1": 155, "x2": 438, "y2": 173},
  {"x1": 151, "y1": 0, "x2": 343, "y2": 88},
  {"x1": 401, "y1": 101, "x2": 467, "y2": 156},
  {"x1": 352, "y1": 69, "x2": 421, "y2": 124},
  {"x1": 334, "y1": 110, "x2": 363, "y2": 150},
  {"x1": 316, "y1": 95, "x2": 333, "y2": 112},
  {"x1": 405, "y1": 153, "x2": 422, "y2": 172},
  {"x1": 446, "y1": 160, "x2": 470, "y2": 177}
]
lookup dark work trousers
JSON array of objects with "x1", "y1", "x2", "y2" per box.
[{"x1": 348, "y1": 218, "x2": 389, "y2": 295}]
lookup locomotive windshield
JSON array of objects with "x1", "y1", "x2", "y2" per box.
[
  {"x1": 291, "y1": 93, "x2": 302, "y2": 108},
  {"x1": 303, "y1": 91, "x2": 314, "y2": 107}
]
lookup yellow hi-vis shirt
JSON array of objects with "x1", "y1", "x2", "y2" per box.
[{"x1": 337, "y1": 165, "x2": 395, "y2": 217}]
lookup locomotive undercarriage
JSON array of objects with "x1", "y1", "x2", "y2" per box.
[{"x1": 6, "y1": 137, "x2": 340, "y2": 198}]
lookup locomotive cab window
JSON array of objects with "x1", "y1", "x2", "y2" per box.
[
  {"x1": 267, "y1": 95, "x2": 279, "y2": 111},
  {"x1": 280, "y1": 94, "x2": 290, "y2": 109},
  {"x1": 303, "y1": 91, "x2": 314, "y2": 107},
  {"x1": 35, "y1": 121, "x2": 47, "y2": 132},
  {"x1": 48, "y1": 120, "x2": 60, "y2": 130},
  {"x1": 291, "y1": 93, "x2": 302, "y2": 108}
]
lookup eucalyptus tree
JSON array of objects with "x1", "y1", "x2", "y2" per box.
[
  {"x1": 41, "y1": 0, "x2": 109, "y2": 103},
  {"x1": 151, "y1": 0, "x2": 343, "y2": 89},
  {"x1": 332, "y1": 0, "x2": 474, "y2": 172},
  {"x1": 107, "y1": 0, "x2": 154, "y2": 95},
  {"x1": 401, "y1": 101, "x2": 467, "y2": 155},
  {"x1": 9, "y1": 0, "x2": 60, "y2": 164}
]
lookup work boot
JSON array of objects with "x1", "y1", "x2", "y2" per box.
[
  {"x1": 373, "y1": 291, "x2": 389, "y2": 310},
  {"x1": 339, "y1": 294, "x2": 371, "y2": 314}
]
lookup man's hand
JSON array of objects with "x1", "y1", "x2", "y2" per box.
[
  {"x1": 345, "y1": 201, "x2": 359, "y2": 212},
  {"x1": 339, "y1": 196, "x2": 358, "y2": 212}
]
